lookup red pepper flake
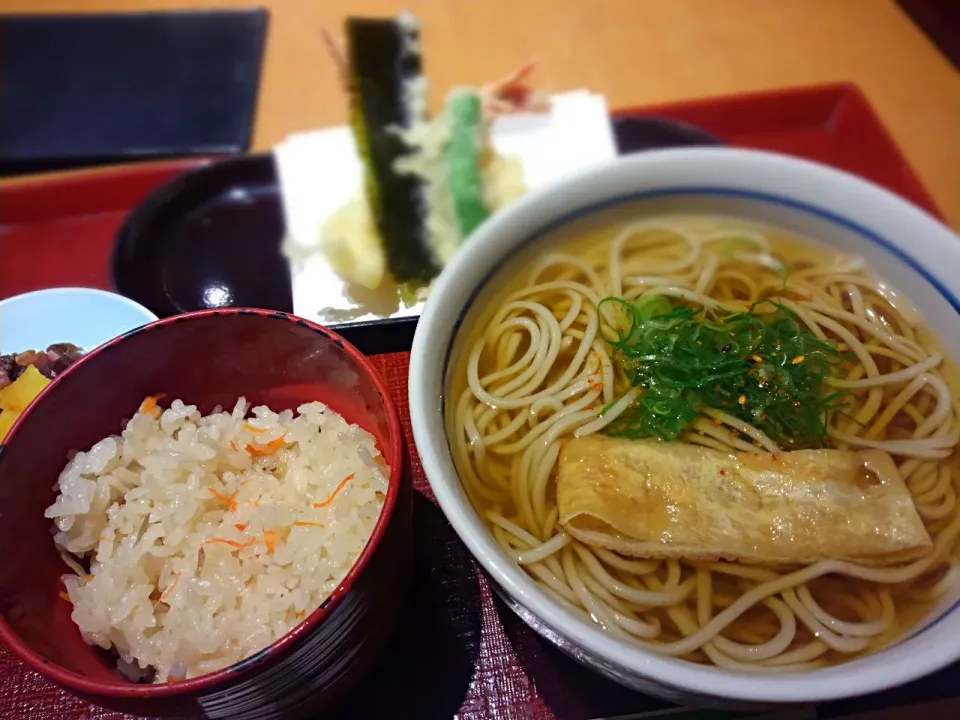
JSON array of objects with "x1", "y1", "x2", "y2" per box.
[
  {"x1": 295, "y1": 610, "x2": 306, "y2": 619},
  {"x1": 59, "y1": 591, "x2": 71, "y2": 603},
  {"x1": 263, "y1": 530, "x2": 276, "y2": 554},
  {"x1": 719, "y1": 469, "x2": 726, "y2": 476},
  {"x1": 234, "y1": 523, "x2": 247, "y2": 532}
]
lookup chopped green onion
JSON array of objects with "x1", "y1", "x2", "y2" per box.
[{"x1": 601, "y1": 298, "x2": 845, "y2": 449}]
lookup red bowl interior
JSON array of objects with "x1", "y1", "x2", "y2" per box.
[{"x1": 0, "y1": 309, "x2": 403, "y2": 698}]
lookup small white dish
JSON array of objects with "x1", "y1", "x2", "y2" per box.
[
  {"x1": 0, "y1": 288, "x2": 158, "y2": 353},
  {"x1": 408, "y1": 147, "x2": 960, "y2": 706}
]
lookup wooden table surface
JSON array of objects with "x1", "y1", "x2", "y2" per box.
[{"x1": 3, "y1": 0, "x2": 959, "y2": 227}]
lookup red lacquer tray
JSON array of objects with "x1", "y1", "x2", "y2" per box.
[
  {"x1": 1, "y1": 84, "x2": 956, "y2": 720},
  {"x1": 0, "y1": 82, "x2": 945, "y2": 304}
]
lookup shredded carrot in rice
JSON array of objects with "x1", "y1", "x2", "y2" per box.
[
  {"x1": 208, "y1": 488, "x2": 239, "y2": 513},
  {"x1": 247, "y1": 436, "x2": 285, "y2": 456},
  {"x1": 46, "y1": 398, "x2": 388, "y2": 683},
  {"x1": 263, "y1": 530, "x2": 277, "y2": 554},
  {"x1": 160, "y1": 572, "x2": 182, "y2": 602},
  {"x1": 138, "y1": 394, "x2": 166, "y2": 418},
  {"x1": 206, "y1": 538, "x2": 255, "y2": 549},
  {"x1": 313, "y1": 474, "x2": 355, "y2": 509}
]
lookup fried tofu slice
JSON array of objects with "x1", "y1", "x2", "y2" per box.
[{"x1": 558, "y1": 435, "x2": 931, "y2": 567}]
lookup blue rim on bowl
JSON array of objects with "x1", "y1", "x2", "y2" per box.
[{"x1": 409, "y1": 147, "x2": 960, "y2": 705}]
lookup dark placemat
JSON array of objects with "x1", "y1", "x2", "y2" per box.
[{"x1": 0, "y1": 9, "x2": 267, "y2": 176}]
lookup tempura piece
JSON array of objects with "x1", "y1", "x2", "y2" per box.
[
  {"x1": 345, "y1": 13, "x2": 433, "y2": 283},
  {"x1": 558, "y1": 436, "x2": 932, "y2": 567},
  {"x1": 322, "y1": 12, "x2": 534, "y2": 290}
]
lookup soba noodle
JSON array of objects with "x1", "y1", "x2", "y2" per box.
[{"x1": 448, "y1": 215, "x2": 960, "y2": 672}]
